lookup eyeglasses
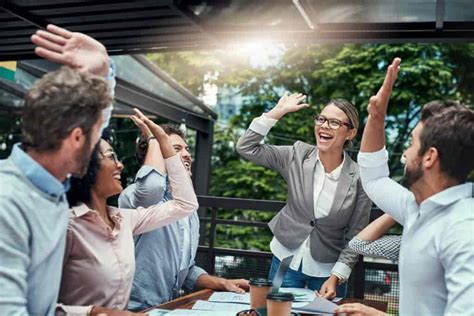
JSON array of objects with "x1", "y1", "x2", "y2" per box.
[
  {"x1": 101, "y1": 151, "x2": 120, "y2": 165},
  {"x1": 314, "y1": 115, "x2": 353, "y2": 130}
]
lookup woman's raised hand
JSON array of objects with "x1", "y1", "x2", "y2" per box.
[
  {"x1": 131, "y1": 108, "x2": 166, "y2": 139},
  {"x1": 130, "y1": 108, "x2": 152, "y2": 138},
  {"x1": 131, "y1": 108, "x2": 175, "y2": 159},
  {"x1": 267, "y1": 92, "x2": 309, "y2": 120}
]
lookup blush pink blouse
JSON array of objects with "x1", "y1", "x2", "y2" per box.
[{"x1": 58, "y1": 154, "x2": 198, "y2": 314}]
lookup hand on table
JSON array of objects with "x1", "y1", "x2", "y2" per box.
[
  {"x1": 31, "y1": 24, "x2": 109, "y2": 77},
  {"x1": 367, "y1": 58, "x2": 401, "y2": 120},
  {"x1": 220, "y1": 278, "x2": 249, "y2": 294},
  {"x1": 335, "y1": 303, "x2": 387, "y2": 316}
]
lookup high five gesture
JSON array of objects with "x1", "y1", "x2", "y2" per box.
[{"x1": 360, "y1": 58, "x2": 401, "y2": 152}]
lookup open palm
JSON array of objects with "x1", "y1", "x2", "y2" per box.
[
  {"x1": 367, "y1": 58, "x2": 401, "y2": 119},
  {"x1": 31, "y1": 24, "x2": 109, "y2": 77}
]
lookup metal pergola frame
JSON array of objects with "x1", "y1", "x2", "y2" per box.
[{"x1": 1, "y1": 0, "x2": 473, "y2": 61}]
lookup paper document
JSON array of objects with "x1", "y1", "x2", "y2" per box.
[
  {"x1": 146, "y1": 309, "x2": 170, "y2": 316},
  {"x1": 208, "y1": 291, "x2": 250, "y2": 304},
  {"x1": 278, "y1": 287, "x2": 316, "y2": 302},
  {"x1": 192, "y1": 300, "x2": 250, "y2": 313},
  {"x1": 168, "y1": 310, "x2": 236, "y2": 316},
  {"x1": 291, "y1": 297, "x2": 339, "y2": 315}
]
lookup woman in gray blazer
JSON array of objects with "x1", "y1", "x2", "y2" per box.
[{"x1": 236, "y1": 92, "x2": 371, "y2": 298}]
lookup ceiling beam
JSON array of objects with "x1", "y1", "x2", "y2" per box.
[
  {"x1": 435, "y1": 0, "x2": 445, "y2": 31},
  {"x1": 0, "y1": 1, "x2": 48, "y2": 28}
]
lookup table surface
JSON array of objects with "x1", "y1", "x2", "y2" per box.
[{"x1": 147, "y1": 289, "x2": 388, "y2": 314}]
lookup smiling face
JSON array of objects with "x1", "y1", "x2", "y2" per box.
[
  {"x1": 169, "y1": 133, "x2": 192, "y2": 176},
  {"x1": 93, "y1": 139, "x2": 124, "y2": 199},
  {"x1": 314, "y1": 104, "x2": 356, "y2": 153}
]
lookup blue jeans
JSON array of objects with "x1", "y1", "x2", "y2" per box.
[{"x1": 268, "y1": 256, "x2": 348, "y2": 297}]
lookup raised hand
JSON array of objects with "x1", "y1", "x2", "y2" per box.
[
  {"x1": 131, "y1": 108, "x2": 175, "y2": 159},
  {"x1": 360, "y1": 57, "x2": 401, "y2": 152},
  {"x1": 130, "y1": 110, "x2": 153, "y2": 138},
  {"x1": 131, "y1": 108, "x2": 166, "y2": 139},
  {"x1": 267, "y1": 92, "x2": 309, "y2": 120},
  {"x1": 31, "y1": 24, "x2": 109, "y2": 77},
  {"x1": 367, "y1": 58, "x2": 401, "y2": 119}
]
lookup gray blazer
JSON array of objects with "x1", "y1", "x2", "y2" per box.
[{"x1": 236, "y1": 125, "x2": 371, "y2": 270}]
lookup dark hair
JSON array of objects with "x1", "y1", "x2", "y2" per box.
[
  {"x1": 418, "y1": 107, "x2": 474, "y2": 183},
  {"x1": 67, "y1": 142, "x2": 102, "y2": 207},
  {"x1": 22, "y1": 66, "x2": 111, "y2": 152},
  {"x1": 421, "y1": 100, "x2": 464, "y2": 122},
  {"x1": 135, "y1": 124, "x2": 185, "y2": 166}
]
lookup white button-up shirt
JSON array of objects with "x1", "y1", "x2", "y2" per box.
[{"x1": 358, "y1": 148, "x2": 474, "y2": 316}]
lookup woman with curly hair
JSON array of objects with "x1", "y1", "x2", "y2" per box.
[{"x1": 57, "y1": 109, "x2": 198, "y2": 315}]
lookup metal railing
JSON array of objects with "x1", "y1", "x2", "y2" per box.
[{"x1": 195, "y1": 195, "x2": 400, "y2": 314}]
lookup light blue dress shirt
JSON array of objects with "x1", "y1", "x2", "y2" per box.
[
  {"x1": 358, "y1": 148, "x2": 474, "y2": 316},
  {"x1": 118, "y1": 166, "x2": 206, "y2": 311},
  {"x1": 0, "y1": 144, "x2": 70, "y2": 315}
]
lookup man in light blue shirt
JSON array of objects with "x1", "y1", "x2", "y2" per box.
[
  {"x1": 337, "y1": 58, "x2": 473, "y2": 316},
  {"x1": 119, "y1": 124, "x2": 248, "y2": 310},
  {"x1": 0, "y1": 25, "x2": 114, "y2": 315}
]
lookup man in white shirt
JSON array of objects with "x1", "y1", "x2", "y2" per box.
[{"x1": 337, "y1": 58, "x2": 474, "y2": 316}]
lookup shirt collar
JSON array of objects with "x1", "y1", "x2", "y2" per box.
[
  {"x1": 421, "y1": 182, "x2": 473, "y2": 209},
  {"x1": 10, "y1": 143, "x2": 69, "y2": 199},
  {"x1": 316, "y1": 151, "x2": 345, "y2": 181},
  {"x1": 71, "y1": 203, "x2": 123, "y2": 223}
]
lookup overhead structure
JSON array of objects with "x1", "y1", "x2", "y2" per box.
[{"x1": 1, "y1": 0, "x2": 473, "y2": 61}]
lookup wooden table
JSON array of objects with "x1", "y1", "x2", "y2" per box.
[{"x1": 146, "y1": 289, "x2": 388, "y2": 314}]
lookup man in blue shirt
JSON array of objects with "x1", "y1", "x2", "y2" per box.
[
  {"x1": 0, "y1": 25, "x2": 115, "y2": 315},
  {"x1": 119, "y1": 123, "x2": 249, "y2": 310},
  {"x1": 337, "y1": 58, "x2": 473, "y2": 315}
]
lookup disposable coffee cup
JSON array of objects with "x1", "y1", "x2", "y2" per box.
[
  {"x1": 266, "y1": 292, "x2": 294, "y2": 316},
  {"x1": 249, "y1": 278, "x2": 273, "y2": 309}
]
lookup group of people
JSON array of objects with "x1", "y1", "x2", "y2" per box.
[
  {"x1": 0, "y1": 24, "x2": 472, "y2": 316},
  {"x1": 237, "y1": 58, "x2": 473, "y2": 315}
]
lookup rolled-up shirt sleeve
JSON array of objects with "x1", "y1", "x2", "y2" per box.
[
  {"x1": 129, "y1": 154, "x2": 199, "y2": 235},
  {"x1": 182, "y1": 264, "x2": 208, "y2": 292},
  {"x1": 349, "y1": 235, "x2": 401, "y2": 261},
  {"x1": 358, "y1": 148, "x2": 412, "y2": 225},
  {"x1": 249, "y1": 113, "x2": 278, "y2": 136}
]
